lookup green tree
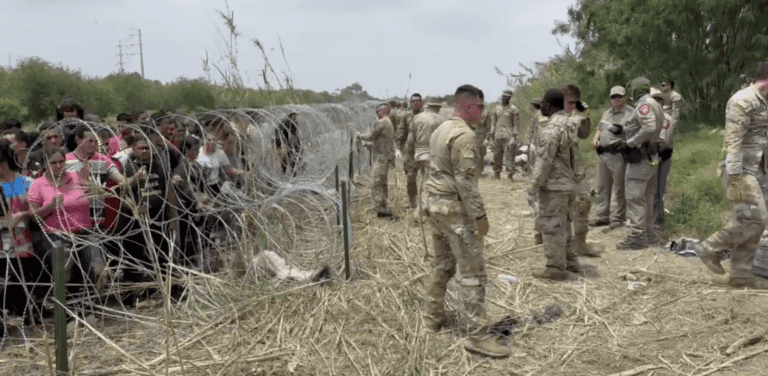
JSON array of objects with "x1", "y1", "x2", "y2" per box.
[{"x1": 579, "y1": 0, "x2": 768, "y2": 123}]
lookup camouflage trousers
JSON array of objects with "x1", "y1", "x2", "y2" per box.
[
  {"x1": 594, "y1": 153, "x2": 626, "y2": 225},
  {"x1": 492, "y1": 137, "x2": 515, "y2": 175},
  {"x1": 371, "y1": 158, "x2": 391, "y2": 212},
  {"x1": 571, "y1": 183, "x2": 591, "y2": 237},
  {"x1": 404, "y1": 157, "x2": 419, "y2": 208},
  {"x1": 705, "y1": 173, "x2": 768, "y2": 280},
  {"x1": 423, "y1": 193, "x2": 488, "y2": 335},
  {"x1": 537, "y1": 190, "x2": 578, "y2": 271},
  {"x1": 475, "y1": 135, "x2": 487, "y2": 176},
  {"x1": 625, "y1": 159, "x2": 657, "y2": 240}
]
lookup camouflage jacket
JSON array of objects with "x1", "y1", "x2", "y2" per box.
[
  {"x1": 396, "y1": 109, "x2": 421, "y2": 151},
  {"x1": 406, "y1": 107, "x2": 442, "y2": 161},
  {"x1": 489, "y1": 103, "x2": 520, "y2": 140},
  {"x1": 525, "y1": 110, "x2": 547, "y2": 144},
  {"x1": 359, "y1": 116, "x2": 395, "y2": 161},
  {"x1": 626, "y1": 94, "x2": 663, "y2": 149},
  {"x1": 476, "y1": 108, "x2": 492, "y2": 141},
  {"x1": 424, "y1": 117, "x2": 485, "y2": 219},
  {"x1": 530, "y1": 110, "x2": 578, "y2": 192},
  {"x1": 568, "y1": 103, "x2": 592, "y2": 140},
  {"x1": 723, "y1": 83, "x2": 768, "y2": 176}
]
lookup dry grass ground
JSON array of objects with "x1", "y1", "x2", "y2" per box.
[{"x1": 1, "y1": 164, "x2": 768, "y2": 376}]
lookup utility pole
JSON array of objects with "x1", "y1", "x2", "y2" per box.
[
  {"x1": 7, "y1": 54, "x2": 10, "y2": 70},
  {"x1": 117, "y1": 41, "x2": 125, "y2": 75},
  {"x1": 138, "y1": 29, "x2": 145, "y2": 79}
]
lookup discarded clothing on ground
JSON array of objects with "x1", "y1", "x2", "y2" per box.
[
  {"x1": 489, "y1": 302, "x2": 571, "y2": 339},
  {"x1": 664, "y1": 238, "x2": 730, "y2": 259},
  {"x1": 252, "y1": 250, "x2": 330, "y2": 282}
]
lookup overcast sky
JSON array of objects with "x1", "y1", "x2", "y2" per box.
[{"x1": 1, "y1": 0, "x2": 577, "y2": 101}]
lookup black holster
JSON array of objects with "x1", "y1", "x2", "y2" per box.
[
  {"x1": 622, "y1": 147, "x2": 644, "y2": 164},
  {"x1": 659, "y1": 148, "x2": 673, "y2": 161},
  {"x1": 596, "y1": 146, "x2": 605, "y2": 155}
]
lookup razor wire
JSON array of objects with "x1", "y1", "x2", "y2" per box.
[{"x1": 0, "y1": 101, "x2": 379, "y2": 345}]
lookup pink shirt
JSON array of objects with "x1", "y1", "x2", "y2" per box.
[
  {"x1": 27, "y1": 172, "x2": 91, "y2": 234},
  {"x1": 107, "y1": 136, "x2": 122, "y2": 158}
]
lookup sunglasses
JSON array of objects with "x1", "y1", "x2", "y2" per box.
[{"x1": 610, "y1": 95, "x2": 624, "y2": 100}]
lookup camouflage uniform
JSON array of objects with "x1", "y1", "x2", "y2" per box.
[
  {"x1": 593, "y1": 105, "x2": 635, "y2": 226},
  {"x1": 654, "y1": 90, "x2": 683, "y2": 225},
  {"x1": 423, "y1": 117, "x2": 488, "y2": 335},
  {"x1": 489, "y1": 103, "x2": 520, "y2": 178},
  {"x1": 702, "y1": 84, "x2": 768, "y2": 284},
  {"x1": 530, "y1": 110, "x2": 580, "y2": 274},
  {"x1": 405, "y1": 104, "x2": 442, "y2": 188},
  {"x1": 400, "y1": 109, "x2": 423, "y2": 207},
  {"x1": 389, "y1": 108, "x2": 404, "y2": 147},
  {"x1": 619, "y1": 94, "x2": 663, "y2": 247},
  {"x1": 529, "y1": 112, "x2": 549, "y2": 244},
  {"x1": 475, "y1": 109, "x2": 492, "y2": 175},
  {"x1": 566, "y1": 105, "x2": 595, "y2": 255},
  {"x1": 359, "y1": 116, "x2": 395, "y2": 213}
]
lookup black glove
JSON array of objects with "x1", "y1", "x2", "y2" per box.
[{"x1": 608, "y1": 123, "x2": 623, "y2": 135}]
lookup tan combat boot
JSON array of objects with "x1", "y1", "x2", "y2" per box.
[
  {"x1": 493, "y1": 172, "x2": 501, "y2": 179},
  {"x1": 574, "y1": 232, "x2": 603, "y2": 257},
  {"x1": 533, "y1": 267, "x2": 577, "y2": 281},
  {"x1": 507, "y1": 172, "x2": 514, "y2": 181},
  {"x1": 690, "y1": 240, "x2": 725, "y2": 275},
  {"x1": 465, "y1": 335, "x2": 512, "y2": 358}
]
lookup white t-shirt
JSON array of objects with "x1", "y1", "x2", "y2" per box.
[{"x1": 196, "y1": 148, "x2": 231, "y2": 185}]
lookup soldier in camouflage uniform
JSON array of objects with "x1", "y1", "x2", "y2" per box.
[
  {"x1": 398, "y1": 94, "x2": 424, "y2": 208},
  {"x1": 590, "y1": 86, "x2": 635, "y2": 230},
  {"x1": 654, "y1": 81, "x2": 683, "y2": 226},
  {"x1": 423, "y1": 84, "x2": 510, "y2": 358},
  {"x1": 560, "y1": 85, "x2": 600, "y2": 257},
  {"x1": 526, "y1": 99, "x2": 548, "y2": 245},
  {"x1": 405, "y1": 102, "x2": 442, "y2": 187},
  {"x1": 488, "y1": 91, "x2": 520, "y2": 180},
  {"x1": 357, "y1": 103, "x2": 395, "y2": 217},
  {"x1": 474, "y1": 107, "x2": 492, "y2": 176},
  {"x1": 693, "y1": 61, "x2": 768, "y2": 289},
  {"x1": 616, "y1": 78, "x2": 664, "y2": 250},
  {"x1": 529, "y1": 88, "x2": 583, "y2": 281}
]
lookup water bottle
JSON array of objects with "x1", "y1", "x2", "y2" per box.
[{"x1": 498, "y1": 274, "x2": 519, "y2": 285}]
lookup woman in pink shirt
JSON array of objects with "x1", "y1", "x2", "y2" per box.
[{"x1": 26, "y1": 147, "x2": 95, "y2": 294}]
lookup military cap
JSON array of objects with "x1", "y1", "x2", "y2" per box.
[
  {"x1": 377, "y1": 103, "x2": 391, "y2": 111},
  {"x1": 426, "y1": 102, "x2": 441, "y2": 110},
  {"x1": 502, "y1": 91, "x2": 513, "y2": 97},
  {"x1": 609, "y1": 86, "x2": 626, "y2": 97}
]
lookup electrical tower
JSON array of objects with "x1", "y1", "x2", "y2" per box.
[
  {"x1": 115, "y1": 40, "x2": 137, "y2": 75},
  {"x1": 130, "y1": 29, "x2": 145, "y2": 79},
  {"x1": 116, "y1": 29, "x2": 144, "y2": 77}
]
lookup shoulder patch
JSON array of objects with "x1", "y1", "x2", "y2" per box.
[
  {"x1": 538, "y1": 137, "x2": 547, "y2": 147},
  {"x1": 638, "y1": 104, "x2": 651, "y2": 115}
]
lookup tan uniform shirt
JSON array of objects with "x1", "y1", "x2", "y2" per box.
[
  {"x1": 476, "y1": 109, "x2": 491, "y2": 143},
  {"x1": 723, "y1": 83, "x2": 768, "y2": 176},
  {"x1": 424, "y1": 117, "x2": 485, "y2": 219},
  {"x1": 530, "y1": 110, "x2": 578, "y2": 192},
  {"x1": 626, "y1": 94, "x2": 664, "y2": 149},
  {"x1": 359, "y1": 117, "x2": 395, "y2": 161},
  {"x1": 406, "y1": 107, "x2": 443, "y2": 161},
  {"x1": 597, "y1": 105, "x2": 635, "y2": 147},
  {"x1": 660, "y1": 90, "x2": 682, "y2": 147},
  {"x1": 389, "y1": 109, "x2": 403, "y2": 141},
  {"x1": 489, "y1": 103, "x2": 520, "y2": 140}
]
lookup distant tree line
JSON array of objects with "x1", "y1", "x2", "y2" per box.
[{"x1": 0, "y1": 57, "x2": 377, "y2": 124}]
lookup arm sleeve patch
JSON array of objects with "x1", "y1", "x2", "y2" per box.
[{"x1": 638, "y1": 104, "x2": 651, "y2": 115}]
